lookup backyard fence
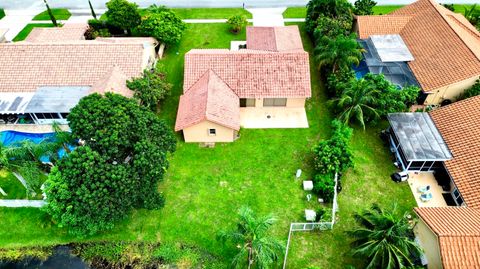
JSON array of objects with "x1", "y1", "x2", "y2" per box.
[{"x1": 282, "y1": 173, "x2": 339, "y2": 269}]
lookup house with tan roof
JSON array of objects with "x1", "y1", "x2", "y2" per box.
[
  {"x1": 175, "y1": 25, "x2": 311, "y2": 143},
  {"x1": 385, "y1": 95, "x2": 480, "y2": 268},
  {"x1": 355, "y1": 0, "x2": 480, "y2": 105},
  {"x1": 0, "y1": 23, "x2": 158, "y2": 125}
]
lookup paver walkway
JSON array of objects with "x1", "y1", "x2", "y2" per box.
[{"x1": 0, "y1": 199, "x2": 46, "y2": 208}]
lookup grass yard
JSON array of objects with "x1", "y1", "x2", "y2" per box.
[
  {"x1": 0, "y1": 22, "x2": 416, "y2": 268},
  {"x1": 283, "y1": 4, "x2": 480, "y2": 17},
  {"x1": 32, "y1": 8, "x2": 71, "y2": 21},
  {"x1": 100, "y1": 7, "x2": 252, "y2": 20},
  {"x1": 12, "y1": 23, "x2": 56, "y2": 42}
]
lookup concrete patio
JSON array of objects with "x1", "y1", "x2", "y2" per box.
[
  {"x1": 240, "y1": 107, "x2": 309, "y2": 128},
  {"x1": 407, "y1": 172, "x2": 448, "y2": 207}
]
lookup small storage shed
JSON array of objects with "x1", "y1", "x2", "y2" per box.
[{"x1": 175, "y1": 70, "x2": 240, "y2": 143}]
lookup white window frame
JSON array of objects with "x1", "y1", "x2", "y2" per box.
[{"x1": 208, "y1": 128, "x2": 216, "y2": 136}]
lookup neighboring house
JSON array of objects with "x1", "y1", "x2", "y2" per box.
[
  {"x1": 355, "y1": 0, "x2": 480, "y2": 105},
  {"x1": 386, "y1": 95, "x2": 480, "y2": 267},
  {"x1": 175, "y1": 25, "x2": 311, "y2": 143},
  {"x1": 0, "y1": 23, "x2": 158, "y2": 125}
]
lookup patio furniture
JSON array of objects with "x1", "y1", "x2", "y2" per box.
[
  {"x1": 420, "y1": 192, "x2": 433, "y2": 202},
  {"x1": 417, "y1": 185, "x2": 431, "y2": 193},
  {"x1": 305, "y1": 209, "x2": 316, "y2": 221},
  {"x1": 303, "y1": 180, "x2": 313, "y2": 191}
]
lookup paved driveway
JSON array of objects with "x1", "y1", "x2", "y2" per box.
[{"x1": 3, "y1": 0, "x2": 479, "y2": 10}]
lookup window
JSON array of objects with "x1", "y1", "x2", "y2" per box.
[
  {"x1": 208, "y1": 129, "x2": 216, "y2": 136},
  {"x1": 240, "y1": 98, "x2": 255, "y2": 107},
  {"x1": 263, "y1": 98, "x2": 287, "y2": 107},
  {"x1": 452, "y1": 188, "x2": 464, "y2": 206}
]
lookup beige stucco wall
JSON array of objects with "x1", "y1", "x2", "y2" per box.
[
  {"x1": 415, "y1": 218, "x2": 443, "y2": 269},
  {"x1": 182, "y1": 120, "x2": 236, "y2": 143},
  {"x1": 425, "y1": 75, "x2": 479, "y2": 105},
  {"x1": 247, "y1": 98, "x2": 306, "y2": 108}
]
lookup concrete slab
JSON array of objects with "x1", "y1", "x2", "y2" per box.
[
  {"x1": 247, "y1": 7, "x2": 286, "y2": 26},
  {"x1": 407, "y1": 172, "x2": 448, "y2": 207},
  {"x1": 240, "y1": 107, "x2": 308, "y2": 129}
]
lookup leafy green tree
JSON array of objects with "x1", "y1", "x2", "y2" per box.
[
  {"x1": 464, "y1": 4, "x2": 479, "y2": 26},
  {"x1": 105, "y1": 0, "x2": 141, "y2": 34},
  {"x1": 354, "y1": 0, "x2": 377, "y2": 15},
  {"x1": 312, "y1": 174, "x2": 335, "y2": 202},
  {"x1": 330, "y1": 78, "x2": 380, "y2": 129},
  {"x1": 313, "y1": 15, "x2": 352, "y2": 40},
  {"x1": 227, "y1": 15, "x2": 248, "y2": 34},
  {"x1": 218, "y1": 206, "x2": 285, "y2": 269},
  {"x1": 43, "y1": 0, "x2": 58, "y2": 27},
  {"x1": 349, "y1": 204, "x2": 422, "y2": 269},
  {"x1": 306, "y1": 0, "x2": 353, "y2": 35},
  {"x1": 442, "y1": 3, "x2": 455, "y2": 11},
  {"x1": 44, "y1": 146, "x2": 132, "y2": 236},
  {"x1": 138, "y1": 9, "x2": 186, "y2": 45},
  {"x1": 459, "y1": 77, "x2": 480, "y2": 100},
  {"x1": 127, "y1": 70, "x2": 172, "y2": 111},
  {"x1": 312, "y1": 120, "x2": 353, "y2": 175},
  {"x1": 315, "y1": 34, "x2": 365, "y2": 73}
]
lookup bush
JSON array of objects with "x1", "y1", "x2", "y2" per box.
[
  {"x1": 313, "y1": 15, "x2": 352, "y2": 40},
  {"x1": 354, "y1": 0, "x2": 377, "y2": 15},
  {"x1": 105, "y1": 0, "x2": 141, "y2": 33},
  {"x1": 127, "y1": 70, "x2": 172, "y2": 111},
  {"x1": 227, "y1": 15, "x2": 248, "y2": 34},
  {"x1": 306, "y1": 0, "x2": 353, "y2": 35},
  {"x1": 137, "y1": 9, "x2": 186, "y2": 45},
  {"x1": 312, "y1": 120, "x2": 353, "y2": 175},
  {"x1": 458, "y1": 77, "x2": 480, "y2": 100},
  {"x1": 312, "y1": 174, "x2": 335, "y2": 202}
]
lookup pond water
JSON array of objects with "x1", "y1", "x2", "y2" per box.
[{"x1": 0, "y1": 246, "x2": 92, "y2": 269}]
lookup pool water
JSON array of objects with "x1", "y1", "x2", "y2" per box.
[
  {"x1": 0, "y1": 131, "x2": 75, "y2": 162},
  {"x1": 353, "y1": 59, "x2": 369, "y2": 79}
]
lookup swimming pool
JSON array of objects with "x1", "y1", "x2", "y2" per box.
[
  {"x1": 353, "y1": 59, "x2": 369, "y2": 79},
  {"x1": 0, "y1": 130, "x2": 74, "y2": 162}
]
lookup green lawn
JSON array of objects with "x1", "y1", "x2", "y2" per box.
[
  {"x1": 283, "y1": 4, "x2": 479, "y2": 17},
  {"x1": 0, "y1": 22, "x2": 416, "y2": 268},
  {"x1": 100, "y1": 7, "x2": 252, "y2": 20},
  {"x1": 0, "y1": 170, "x2": 28, "y2": 199},
  {"x1": 12, "y1": 23, "x2": 56, "y2": 42},
  {"x1": 32, "y1": 8, "x2": 71, "y2": 21}
]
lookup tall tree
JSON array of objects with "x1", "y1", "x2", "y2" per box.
[
  {"x1": 126, "y1": 70, "x2": 172, "y2": 111},
  {"x1": 137, "y1": 8, "x2": 186, "y2": 45},
  {"x1": 105, "y1": 0, "x2": 141, "y2": 35},
  {"x1": 218, "y1": 206, "x2": 285, "y2": 269},
  {"x1": 314, "y1": 35, "x2": 365, "y2": 73},
  {"x1": 329, "y1": 78, "x2": 380, "y2": 129},
  {"x1": 88, "y1": 0, "x2": 97, "y2": 19},
  {"x1": 306, "y1": 0, "x2": 353, "y2": 35},
  {"x1": 354, "y1": 0, "x2": 377, "y2": 15},
  {"x1": 43, "y1": 0, "x2": 58, "y2": 27},
  {"x1": 349, "y1": 204, "x2": 422, "y2": 269}
]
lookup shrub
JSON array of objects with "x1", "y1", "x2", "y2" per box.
[
  {"x1": 105, "y1": 0, "x2": 141, "y2": 34},
  {"x1": 153, "y1": 244, "x2": 182, "y2": 263},
  {"x1": 458, "y1": 77, "x2": 480, "y2": 100},
  {"x1": 312, "y1": 174, "x2": 335, "y2": 202},
  {"x1": 127, "y1": 70, "x2": 172, "y2": 111},
  {"x1": 354, "y1": 0, "x2": 377, "y2": 15},
  {"x1": 312, "y1": 120, "x2": 353, "y2": 175},
  {"x1": 313, "y1": 15, "x2": 352, "y2": 40},
  {"x1": 306, "y1": 0, "x2": 353, "y2": 35},
  {"x1": 227, "y1": 15, "x2": 248, "y2": 34},
  {"x1": 137, "y1": 9, "x2": 186, "y2": 45}
]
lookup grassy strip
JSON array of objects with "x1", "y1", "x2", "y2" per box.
[
  {"x1": 12, "y1": 23, "x2": 55, "y2": 42},
  {"x1": 32, "y1": 8, "x2": 71, "y2": 21},
  {"x1": 283, "y1": 4, "x2": 479, "y2": 17},
  {"x1": 100, "y1": 7, "x2": 252, "y2": 20}
]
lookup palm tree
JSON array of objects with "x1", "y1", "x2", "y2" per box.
[
  {"x1": 218, "y1": 206, "x2": 285, "y2": 269},
  {"x1": 349, "y1": 204, "x2": 422, "y2": 269},
  {"x1": 329, "y1": 78, "x2": 380, "y2": 129},
  {"x1": 88, "y1": 0, "x2": 97, "y2": 20},
  {"x1": 464, "y1": 4, "x2": 479, "y2": 25},
  {"x1": 43, "y1": 0, "x2": 58, "y2": 27},
  {"x1": 314, "y1": 34, "x2": 365, "y2": 73}
]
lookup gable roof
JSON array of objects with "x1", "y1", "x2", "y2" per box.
[
  {"x1": 0, "y1": 39, "x2": 152, "y2": 93},
  {"x1": 175, "y1": 70, "x2": 240, "y2": 131},
  {"x1": 184, "y1": 49, "x2": 311, "y2": 98},
  {"x1": 429, "y1": 95, "x2": 480, "y2": 208},
  {"x1": 415, "y1": 207, "x2": 480, "y2": 269},
  {"x1": 356, "y1": 0, "x2": 480, "y2": 92},
  {"x1": 246, "y1": 25, "x2": 304, "y2": 52},
  {"x1": 25, "y1": 23, "x2": 87, "y2": 43},
  {"x1": 89, "y1": 65, "x2": 133, "y2": 98}
]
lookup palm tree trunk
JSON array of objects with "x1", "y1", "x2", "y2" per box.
[
  {"x1": 43, "y1": 0, "x2": 58, "y2": 27},
  {"x1": 88, "y1": 0, "x2": 97, "y2": 19},
  {"x1": 247, "y1": 246, "x2": 253, "y2": 269}
]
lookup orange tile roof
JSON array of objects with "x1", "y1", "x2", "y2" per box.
[
  {"x1": 429, "y1": 96, "x2": 480, "y2": 208},
  {"x1": 0, "y1": 40, "x2": 150, "y2": 94},
  {"x1": 89, "y1": 65, "x2": 134, "y2": 98},
  {"x1": 184, "y1": 49, "x2": 311, "y2": 98},
  {"x1": 25, "y1": 23, "x2": 88, "y2": 43},
  {"x1": 356, "y1": 0, "x2": 480, "y2": 92},
  {"x1": 175, "y1": 70, "x2": 240, "y2": 131},
  {"x1": 246, "y1": 25, "x2": 304, "y2": 52},
  {"x1": 415, "y1": 207, "x2": 480, "y2": 269}
]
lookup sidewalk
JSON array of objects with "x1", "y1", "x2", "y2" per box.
[
  {"x1": 247, "y1": 7, "x2": 286, "y2": 26},
  {"x1": 0, "y1": 199, "x2": 46, "y2": 208}
]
